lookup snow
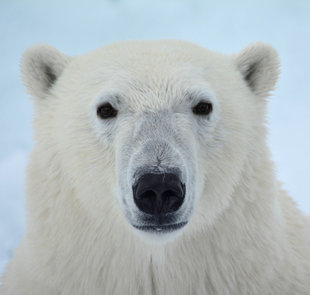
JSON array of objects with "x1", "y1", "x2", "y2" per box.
[{"x1": 0, "y1": 0, "x2": 309, "y2": 276}]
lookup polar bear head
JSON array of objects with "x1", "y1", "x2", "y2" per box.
[{"x1": 21, "y1": 40, "x2": 279, "y2": 243}]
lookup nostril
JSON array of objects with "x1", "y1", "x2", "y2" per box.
[
  {"x1": 136, "y1": 190, "x2": 157, "y2": 214},
  {"x1": 161, "y1": 190, "x2": 184, "y2": 213},
  {"x1": 161, "y1": 189, "x2": 183, "y2": 200},
  {"x1": 136, "y1": 190, "x2": 156, "y2": 200}
]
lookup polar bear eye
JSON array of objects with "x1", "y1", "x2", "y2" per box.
[
  {"x1": 97, "y1": 103, "x2": 118, "y2": 119},
  {"x1": 192, "y1": 101, "x2": 213, "y2": 116}
]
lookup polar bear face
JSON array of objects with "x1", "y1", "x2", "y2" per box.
[{"x1": 21, "y1": 40, "x2": 279, "y2": 243}]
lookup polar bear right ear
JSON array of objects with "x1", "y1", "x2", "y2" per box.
[
  {"x1": 21, "y1": 44, "x2": 70, "y2": 99},
  {"x1": 235, "y1": 42, "x2": 280, "y2": 97}
]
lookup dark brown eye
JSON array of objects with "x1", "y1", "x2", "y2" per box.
[
  {"x1": 97, "y1": 103, "x2": 118, "y2": 119},
  {"x1": 192, "y1": 101, "x2": 213, "y2": 116}
]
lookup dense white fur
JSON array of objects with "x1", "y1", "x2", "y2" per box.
[{"x1": 1, "y1": 40, "x2": 310, "y2": 294}]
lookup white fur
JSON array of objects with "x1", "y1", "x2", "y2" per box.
[{"x1": 1, "y1": 40, "x2": 309, "y2": 294}]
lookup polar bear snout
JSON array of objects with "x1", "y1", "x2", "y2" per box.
[
  {"x1": 132, "y1": 173, "x2": 185, "y2": 216},
  {"x1": 119, "y1": 113, "x2": 196, "y2": 239}
]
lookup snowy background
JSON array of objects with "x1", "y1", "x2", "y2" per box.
[{"x1": 0, "y1": 0, "x2": 309, "y2": 276}]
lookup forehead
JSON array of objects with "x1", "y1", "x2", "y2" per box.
[{"x1": 70, "y1": 41, "x2": 231, "y2": 107}]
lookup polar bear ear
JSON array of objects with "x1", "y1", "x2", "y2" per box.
[
  {"x1": 21, "y1": 44, "x2": 70, "y2": 98},
  {"x1": 235, "y1": 42, "x2": 280, "y2": 97}
]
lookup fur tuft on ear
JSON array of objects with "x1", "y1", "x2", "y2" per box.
[
  {"x1": 235, "y1": 42, "x2": 280, "y2": 97},
  {"x1": 21, "y1": 44, "x2": 70, "y2": 98}
]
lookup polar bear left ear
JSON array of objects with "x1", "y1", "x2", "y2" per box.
[
  {"x1": 21, "y1": 44, "x2": 71, "y2": 99},
  {"x1": 235, "y1": 42, "x2": 280, "y2": 97}
]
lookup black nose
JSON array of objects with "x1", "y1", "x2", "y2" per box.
[{"x1": 133, "y1": 173, "x2": 185, "y2": 215}]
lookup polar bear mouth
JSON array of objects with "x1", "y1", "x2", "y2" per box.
[{"x1": 133, "y1": 221, "x2": 188, "y2": 233}]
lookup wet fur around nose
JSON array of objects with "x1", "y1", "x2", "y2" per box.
[{"x1": 128, "y1": 112, "x2": 194, "y2": 182}]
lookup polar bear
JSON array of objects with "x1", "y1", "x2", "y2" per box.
[{"x1": 1, "y1": 40, "x2": 310, "y2": 295}]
